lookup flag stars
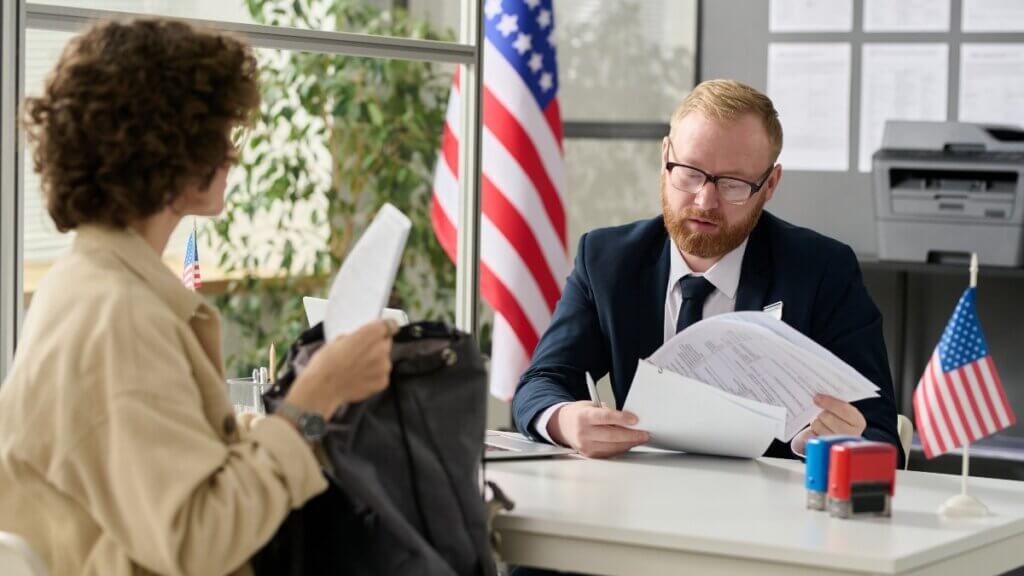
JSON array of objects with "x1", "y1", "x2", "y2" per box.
[
  {"x1": 528, "y1": 52, "x2": 544, "y2": 73},
  {"x1": 485, "y1": 0, "x2": 503, "y2": 20},
  {"x1": 525, "y1": 0, "x2": 541, "y2": 9},
  {"x1": 537, "y1": 8, "x2": 552, "y2": 28},
  {"x1": 512, "y1": 32, "x2": 532, "y2": 55},
  {"x1": 547, "y1": 33, "x2": 557, "y2": 47},
  {"x1": 497, "y1": 13, "x2": 519, "y2": 37},
  {"x1": 539, "y1": 72, "x2": 553, "y2": 91}
]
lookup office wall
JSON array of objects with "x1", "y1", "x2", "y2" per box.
[{"x1": 701, "y1": 0, "x2": 1024, "y2": 438}]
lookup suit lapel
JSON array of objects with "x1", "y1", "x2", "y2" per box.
[
  {"x1": 632, "y1": 233, "x2": 672, "y2": 361},
  {"x1": 735, "y1": 213, "x2": 774, "y2": 312}
]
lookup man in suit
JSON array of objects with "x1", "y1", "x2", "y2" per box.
[{"x1": 512, "y1": 79, "x2": 902, "y2": 464}]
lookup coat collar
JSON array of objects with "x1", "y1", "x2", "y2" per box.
[
  {"x1": 72, "y1": 225, "x2": 209, "y2": 322},
  {"x1": 650, "y1": 210, "x2": 774, "y2": 317}
]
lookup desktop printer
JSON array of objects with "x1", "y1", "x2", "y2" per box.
[{"x1": 873, "y1": 120, "x2": 1024, "y2": 266}]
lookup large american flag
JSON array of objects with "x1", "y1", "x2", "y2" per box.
[
  {"x1": 182, "y1": 228, "x2": 202, "y2": 291},
  {"x1": 913, "y1": 287, "x2": 1015, "y2": 458},
  {"x1": 432, "y1": 0, "x2": 568, "y2": 399}
]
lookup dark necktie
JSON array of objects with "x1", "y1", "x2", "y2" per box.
[{"x1": 676, "y1": 275, "x2": 716, "y2": 334}]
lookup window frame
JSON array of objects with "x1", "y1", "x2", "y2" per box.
[{"x1": 0, "y1": 1, "x2": 25, "y2": 380}]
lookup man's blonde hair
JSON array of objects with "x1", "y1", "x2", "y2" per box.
[{"x1": 669, "y1": 79, "x2": 783, "y2": 162}]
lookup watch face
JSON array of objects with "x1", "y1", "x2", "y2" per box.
[{"x1": 300, "y1": 413, "x2": 328, "y2": 441}]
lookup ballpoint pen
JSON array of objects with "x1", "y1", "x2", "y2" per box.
[{"x1": 585, "y1": 372, "x2": 602, "y2": 408}]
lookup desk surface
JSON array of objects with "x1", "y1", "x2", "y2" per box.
[{"x1": 488, "y1": 453, "x2": 1024, "y2": 575}]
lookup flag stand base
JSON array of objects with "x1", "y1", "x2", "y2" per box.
[{"x1": 939, "y1": 494, "x2": 989, "y2": 517}]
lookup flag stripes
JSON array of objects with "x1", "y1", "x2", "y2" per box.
[
  {"x1": 913, "y1": 288, "x2": 1015, "y2": 458},
  {"x1": 432, "y1": 0, "x2": 567, "y2": 398},
  {"x1": 182, "y1": 228, "x2": 202, "y2": 291}
]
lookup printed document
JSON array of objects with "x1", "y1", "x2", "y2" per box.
[
  {"x1": 858, "y1": 43, "x2": 948, "y2": 173},
  {"x1": 958, "y1": 43, "x2": 1024, "y2": 129},
  {"x1": 768, "y1": 43, "x2": 851, "y2": 171},
  {"x1": 769, "y1": 0, "x2": 853, "y2": 32},
  {"x1": 625, "y1": 361, "x2": 784, "y2": 458},
  {"x1": 323, "y1": 203, "x2": 411, "y2": 341},
  {"x1": 863, "y1": 0, "x2": 951, "y2": 32},
  {"x1": 962, "y1": 0, "x2": 1024, "y2": 32},
  {"x1": 624, "y1": 312, "x2": 879, "y2": 456}
]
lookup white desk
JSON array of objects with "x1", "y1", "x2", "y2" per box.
[{"x1": 488, "y1": 453, "x2": 1024, "y2": 575}]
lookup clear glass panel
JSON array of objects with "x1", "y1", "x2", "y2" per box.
[
  {"x1": 215, "y1": 49, "x2": 456, "y2": 371},
  {"x1": 22, "y1": 27, "x2": 456, "y2": 375},
  {"x1": 23, "y1": 29, "x2": 75, "y2": 304},
  {"x1": 29, "y1": 0, "x2": 460, "y2": 42},
  {"x1": 554, "y1": 0, "x2": 698, "y2": 122},
  {"x1": 473, "y1": 138, "x2": 661, "y2": 405},
  {"x1": 563, "y1": 138, "x2": 662, "y2": 256}
]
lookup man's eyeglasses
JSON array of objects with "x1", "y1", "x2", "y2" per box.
[{"x1": 665, "y1": 142, "x2": 774, "y2": 205}]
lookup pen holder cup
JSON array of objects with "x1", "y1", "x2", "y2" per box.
[{"x1": 227, "y1": 377, "x2": 269, "y2": 415}]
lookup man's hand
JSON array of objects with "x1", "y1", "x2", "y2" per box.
[
  {"x1": 547, "y1": 401, "x2": 650, "y2": 458},
  {"x1": 792, "y1": 394, "x2": 867, "y2": 454}
]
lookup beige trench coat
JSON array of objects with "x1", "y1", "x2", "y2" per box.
[{"x1": 0, "y1": 225, "x2": 327, "y2": 575}]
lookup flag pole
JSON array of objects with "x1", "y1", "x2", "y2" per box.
[{"x1": 938, "y1": 253, "x2": 989, "y2": 517}]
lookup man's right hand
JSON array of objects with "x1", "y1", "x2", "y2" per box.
[{"x1": 547, "y1": 401, "x2": 649, "y2": 458}]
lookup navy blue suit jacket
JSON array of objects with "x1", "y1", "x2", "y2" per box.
[{"x1": 512, "y1": 211, "x2": 903, "y2": 465}]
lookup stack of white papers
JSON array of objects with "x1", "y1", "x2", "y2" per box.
[
  {"x1": 623, "y1": 312, "x2": 879, "y2": 458},
  {"x1": 323, "y1": 203, "x2": 411, "y2": 341}
]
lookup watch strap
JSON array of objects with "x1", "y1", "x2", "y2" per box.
[{"x1": 275, "y1": 402, "x2": 327, "y2": 442}]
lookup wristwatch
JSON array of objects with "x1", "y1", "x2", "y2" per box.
[{"x1": 275, "y1": 402, "x2": 328, "y2": 443}]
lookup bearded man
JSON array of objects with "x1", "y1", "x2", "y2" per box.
[{"x1": 511, "y1": 79, "x2": 903, "y2": 465}]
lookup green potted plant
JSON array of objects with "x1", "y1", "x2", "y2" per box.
[{"x1": 210, "y1": 0, "x2": 455, "y2": 373}]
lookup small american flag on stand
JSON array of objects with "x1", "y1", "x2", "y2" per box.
[
  {"x1": 913, "y1": 286, "x2": 1016, "y2": 459},
  {"x1": 182, "y1": 226, "x2": 202, "y2": 290}
]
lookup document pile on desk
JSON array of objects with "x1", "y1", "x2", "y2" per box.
[
  {"x1": 323, "y1": 203, "x2": 411, "y2": 340},
  {"x1": 623, "y1": 312, "x2": 879, "y2": 458}
]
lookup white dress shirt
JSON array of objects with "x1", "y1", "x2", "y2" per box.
[
  {"x1": 662, "y1": 237, "x2": 747, "y2": 342},
  {"x1": 532, "y1": 237, "x2": 749, "y2": 443}
]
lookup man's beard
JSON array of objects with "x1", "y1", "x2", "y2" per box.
[{"x1": 661, "y1": 179, "x2": 766, "y2": 259}]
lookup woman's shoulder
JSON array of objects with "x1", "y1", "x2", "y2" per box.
[
  {"x1": 27, "y1": 249, "x2": 183, "y2": 346},
  {"x1": 3, "y1": 250, "x2": 194, "y2": 455}
]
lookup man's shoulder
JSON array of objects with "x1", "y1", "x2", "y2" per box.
[
  {"x1": 573, "y1": 217, "x2": 668, "y2": 277},
  {"x1": 581, "y1": 216, "x2": 666, "y2": 254}
]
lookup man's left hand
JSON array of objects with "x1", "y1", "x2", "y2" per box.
[{"x1": 791, "y1": 394, "x2": 867, "y2": 455}]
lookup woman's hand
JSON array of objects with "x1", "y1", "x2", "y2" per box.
[{"x1": 283, "y1": 319, "x2": 398, "y2": 418}]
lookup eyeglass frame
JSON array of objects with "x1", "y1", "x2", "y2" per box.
[{"x1": 664, "y1": 141, "x2": 776, "y2": 206}]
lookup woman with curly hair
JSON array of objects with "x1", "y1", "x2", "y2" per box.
[{"x1": 0, "y1": 18, "x2": 395, "y2": 575}]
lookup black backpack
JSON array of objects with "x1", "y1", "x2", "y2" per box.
[{"x1": 253, "y1": 321, "x2": 497, "y2": 576}]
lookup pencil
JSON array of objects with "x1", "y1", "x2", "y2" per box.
[{"x1": 269, "y1": 343, "x2": 276, "y2": 385}]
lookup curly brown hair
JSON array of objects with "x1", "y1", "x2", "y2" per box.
[{"x1": 22, "y1": 18, "x2": 259, "y2": 231}]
